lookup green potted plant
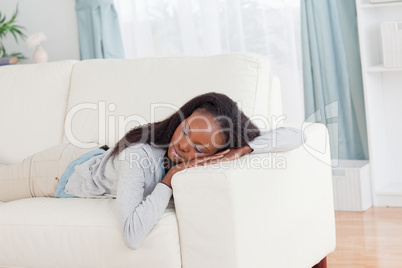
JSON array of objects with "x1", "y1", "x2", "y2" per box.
[{"x1": 0, "y1": 5, "x2": 27, "y2": 62}]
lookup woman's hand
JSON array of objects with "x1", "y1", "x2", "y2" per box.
[
  {"x1": 161, "y1": 145, "x2": 253, "y2": 188},
  {"x1": 177, "y1": 151, "x2": 228, "y2": 170},
  {"x1": 217, "y1": 145, "x2": 253, "y2": 162},
  {"x1": 162, "y1": 149, "x2": 230, "y2": 188}
]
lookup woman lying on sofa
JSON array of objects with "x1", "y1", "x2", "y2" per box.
[{"x1": 1, "y1": 92, "x2": 305, "y2": 250}]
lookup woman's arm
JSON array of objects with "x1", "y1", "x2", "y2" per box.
[
  {"x1": 116, "y1": 147, "x2": 173, "y2": 250},
  {"x1": 247, "y1": 127, "x2": 306, "y2": 154},
  {"x1": 210, "y1": 127, "x2": 306, "y2": 162},
  {"x1": 161, "y1": 151, "x2": 230, "y2": 188}
]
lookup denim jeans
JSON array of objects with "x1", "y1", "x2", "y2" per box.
[{"x1": 55, "y1": 147, "x2": 107, "y2": 198}]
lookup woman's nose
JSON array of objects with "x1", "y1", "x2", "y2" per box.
[{"x1": 178, "y1": 137, "x2": 190, "y2": 152}]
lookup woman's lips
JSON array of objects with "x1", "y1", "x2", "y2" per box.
[{"x1": 172, "y1": 146, "x2": 183, "y2": 159}]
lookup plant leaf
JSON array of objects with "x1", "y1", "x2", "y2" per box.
[
  {"x1": 0, "y1": 4, "x2": 26, "y2": 57},
  {"x1": 9, "y1": 5, "x2": 19, "y2": 23},
  {"x1": 10, "y1": 51, "x2": 26, "y2": 60},
  {"x1": 10, "y1": 29, "x2": 19, "y2": 43},
  {"x1": 12, "y1": 27, "x2": 27, "y2": 38},
  {"x1": 0, "y1": 45, "x2": 7, "y2": 58},
  {"x1": 0, "y1": 12, "x2": 5, "y2": 24}
]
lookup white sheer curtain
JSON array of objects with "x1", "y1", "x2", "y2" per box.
[{"x1": 114, "y1": 0, "x2": 303, "y2": 124}]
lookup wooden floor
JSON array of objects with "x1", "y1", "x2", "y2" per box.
[{"x1": 327, "y1": 207, "x2": 402, "y2": 268}]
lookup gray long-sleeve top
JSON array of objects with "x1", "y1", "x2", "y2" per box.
[{"x1": 64, "y1": 127, "x2": 305, "y2": 249}]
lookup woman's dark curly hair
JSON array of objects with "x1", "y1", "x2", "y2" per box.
[{"x1": 109, "y1": 92, "x2": 261, "y2": 159}]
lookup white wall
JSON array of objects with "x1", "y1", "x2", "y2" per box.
[
  {"x1": 1, "y1": 0, "x2": 80, "y2": 63},
  {"x1": 1, "y1": 1, "x2": 305, "y2": 126}
]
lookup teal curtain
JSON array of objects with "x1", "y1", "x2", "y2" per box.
[
  {"x1": 76, "y1": 0, "x2": 125, "y2": 59},
  {"x1": 301, "y1": 0, "x2": 369, "y2": 160}
]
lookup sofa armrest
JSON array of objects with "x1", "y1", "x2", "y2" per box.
[{"x1": 171, "y1": 123, "x2": 336, "y2": 268}]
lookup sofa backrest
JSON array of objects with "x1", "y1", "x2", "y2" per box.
[
  {"x1": 63, "y1": 53, "x2": 280, "y2": 148},
  {"x1": 0, "y1": 61, "x2": 77, "y2": 164},
  {"x1": 0, "y1": 53, "x2": 281, "y2": 163}
]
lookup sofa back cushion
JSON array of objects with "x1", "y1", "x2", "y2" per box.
[
  {"x1": 0, "y1": 61, "x2": 77, "y2": 164},
  {"x1": 63, "y1": 53, "x2": 272, "y2": 147}
]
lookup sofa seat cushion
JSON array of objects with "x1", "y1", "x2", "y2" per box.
[{"x1": 0, "y1": 197, "x2": 181, "y2": 268}]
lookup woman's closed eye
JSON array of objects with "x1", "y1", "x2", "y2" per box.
[
  {"x1": 182, "y1": 126, "x2": 205, "y2": 154},
  {"x1": 194, "y1": 146, "x2": 204, "y2": 154}
]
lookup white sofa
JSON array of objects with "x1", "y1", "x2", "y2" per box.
[{"x1": 0, "y1": 53, "x2": 335, "y2": 268}]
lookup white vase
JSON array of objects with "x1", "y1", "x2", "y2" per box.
[{"x1": 33, "y1": 45, "x2": 48, "y2": 63}]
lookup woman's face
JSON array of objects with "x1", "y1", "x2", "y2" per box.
[{"x1": 167, "y1": 111, "x2": 226, "y2": 163}]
